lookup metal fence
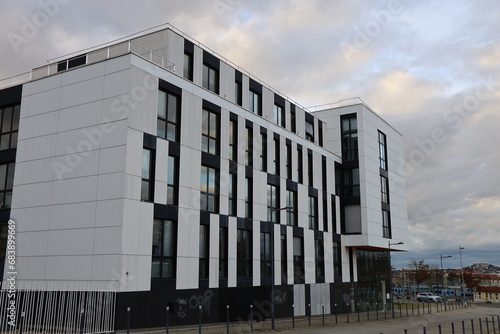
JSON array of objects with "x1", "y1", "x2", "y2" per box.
[{"x1": 0, "y1": 289, "x2": 115, "y2": 334}]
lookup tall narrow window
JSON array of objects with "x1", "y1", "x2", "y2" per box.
[
  {"x1": 286, "y1": 143, "x2": 292, "y2": 180},
  {"x1": 235, "y1": 80, "x2": 242, "y2": 106},
  {"x1": 318, "y1": 122, "x2": 324, "y2": 147},
  {"x1": 202, "y1": 109, "x2": 219, "y2": 155},
  {"x1": 331, "y1": 196, "x2": 337, "y2": 234},
  {"x1": 260, "y1": 232, "x2": 272, "y2": 278},
  {"x1": 203, "y1": 63, "x2": 219, "y2": 94},
  {"x1": 229, "y1": 119, "x2": 237, "y2": 161},
  {"x1": 286, "y1": 189, "x2": 297, "y2": 226},
  {"x1": 323, "y1": 198, "x2": 328, "y2": 232},
  {"x1": 273, "y1": 137, "x2": 280, "y2": 176},
  {"x1": 307, "y1": 151, "x2": 313, "y2": 187},
  {"x1": 249, "y1": 90, "x2": 261, "y2": 115},
  {"x1": 245, "y1": 177, "x2": 253, "y2": 218},
  {"x1": 309, "y1": 196, "x2": 318, "y2": 230},
  {"x1": 341, "y1": 115, "x2": 358, "y2": 161},
  {"x1": 297, "y1": 146, "x2": 303, "y2": 184},
  {"x1": 0, "y1": 105, "x2": 20, "y2": 150},
  {"x1": 228, "y1": 173, "x2": 237, "y2": 216},
  {"x1": 290, "y1": 105, "x2": 296, "y2": 133},
  {"x1": 167, "y1": 155, "x2": 178, "y2": 206},
  {"x1": 381, "y1": 175, "x2": 389, "y2": 204},
  {"x1": 322, "y1": 157, "x2": 327, "y2": 191},
  {"x1": 0, "y1": 163, "x2": 15, "y2": 209},
  {"x1": 378, "y1": 131, "x2": 387, "y2": 170},
  {"x1": 157, "y1": 90, "x2": 180, "y2": 142},
  {"x1": 305, "y1": 119, "x2": 314, "y2": 142},
  {"x1": 237, "y1": 229, "x2": 252, "y2": 278},
  {"x1": 267, "y1": 184, "x2": 279, "y2": 223},
  {"x1": 183, "y1": 52, "x2": 193, "y2": 81},
  {"x1": 315, "y1": 238, "x2": 325, "y2": 277},
  {"x1": 382, "y1": 210, "x2": 391, "y2": 238},
  {"x1": 260, "y1": 132, "x2": 267, "y2": 172},
  {"x1": 333, "y1": 241, "x2": 342, "y2": 277},
  {"x1": 219, "y1": 226, "x2": 228, "y2": 278},
  {"x1": 151, "y1": 219, "x2": 176, "y2": 279},
  {"x1": 281, "y1": 234, "x2": 287, "y2": 280},
  {"x1": 274, "y1": 104, "x2": 285, "y2": 127},
  {"x1": 199, "y1": 224, "x2": 209, "y2": 279},
  {"x1": 141, "y1": 148, "x2": 154, "y2": 202},
  {"x1": 200, "y1": 166, "x2": 218, "y2": 213},
  {"x1": 245, "y1": 126, "x2": 253, "y2": 167},
  {"x1": 293, "y1": 237, "x2": 304, "y2": 283}
]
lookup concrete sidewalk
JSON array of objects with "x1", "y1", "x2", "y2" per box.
[{"x1": 118, "y1": 304, "x2": 500, "y2": 334}]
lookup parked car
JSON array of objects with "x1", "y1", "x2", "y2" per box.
[{"x1": 416, "y1": 292, "x2": 442, "y2": 303}]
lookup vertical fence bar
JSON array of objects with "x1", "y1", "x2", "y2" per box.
[
  {"x1": 250, "y1": 305, "x2": 253, "y2": 333},
  {"x1": 423, "y1": 326, "x2": 427, "y2": 334},
  {"x1": 471, "y1": 319, "x2": 475, "y2": 334},
  {"x1": 308, "y1": 304, "x2": 311, "y2": 327},
  {"x1": 480, "y1": 318, "x2": 483, "y2": 334},
  {"x1": 166, "y1": 306, "x2": 169, "y2": 334},
  {"x1": 399, "y1": 302, "x2": 402, "y2": 317},
  {"x1": 492, "y1": 316, "x2": 496, "y2": 334},
  {"x1": 347, "y1": 303, "x2": 350, "y2": 323},
  {"x1": 463, "y1": 320, "x2": 465, "y2": 334},
  {"x1": 226, "y1": 305, "x2": 229, "y2": 334},
  {"x1": 486, "y1": 318, "x2": 489, "y2": 334},
  {"x1": 357, "y1": 303, "x2": 360, "y2": 322},
  {"x1": 198, "y1": 305, "x2": 202, "y2": 334},
  {"x1": 376, "y1": 303, "x2": 379, "y2": 320},
  {"x1": 334, "y1": 303, "x2": 338, "y2": 324},
  {"x1": 367, "y1": 303, "x2": 370, "y2": 321},
  {"x1": 452, "y1": 322, "x2": 455, "y2": 334},
  {"x1": 322, "y1": 305, "x2": 325, "y2": 326},
  {"x1": 292, "y1": 304, "x2": 295, "y2": 328},
  {"x1": 439, "y1": 324, "x2": 442, "y2": 334}
]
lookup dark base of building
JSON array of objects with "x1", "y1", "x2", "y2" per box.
[{"x1": 115, "y1": 282, "x2": 356, "y2": 330}]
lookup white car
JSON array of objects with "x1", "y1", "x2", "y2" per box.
[{"x1": 416, "y1": 292, "x2": 442, "y2": 303}]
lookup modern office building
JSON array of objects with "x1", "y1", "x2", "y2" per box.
[{"x1": 0, "y1": 25, "x2": 408, "y2": 329}]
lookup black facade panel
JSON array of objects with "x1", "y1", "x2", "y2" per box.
[
  {"x1": 249, "y1": 78, "x2": 262, "y2": 94},
  {"x1": 229, "y1": 112, "x2": 238, "y2": 121},
  {"x1": 235, "y1": 70, "x2": 242, "y2": 83},
  {"x1": 203, "y1": 50, "x2": 220, "y2": 70},
  {"x1": 202, "y1": 99, "x2": 221, "y2": 113},
  {"x1": 305, "y1": 112, "x2": 314, "y2": 124},
  {"x1": 267, "y1": 173, "x2": 280, "y2": 186},
  {"x1": 154, "y1": 204, "x2": 178, "y2": 220},
  {"x1": 201, "y1": 152, "x2": 220, "y2": 169},
  {"x1": 0, "y1": 85, "x2": 22, "y2": 106},
  {"x1": 292, "y1": 226, "x2": 303, "y2": 237},
  {"x1": 219, "y1": 215, "x2": 228, "y2": 227},
  {"x1": 168, "y1": 141, "x2": 180, "y2": 157},
  {"x1": 229, "y1": 160, "x2": 238, "y2": 174},
  {"x1": 159, "y1": 79, "x2": 182, "y2": 96},
  {"x1": 274, "y1": 93, "x2": 285, "y2": 107},
  {"x1": 245, "y1": 166, "x2": 253, "y2": 178},
  {"x1": 286, "y1": 179, "x2": 298, "y2": 191},
  {"x1": 237, "y1": 217, "x2": 253, "y2": 230},
  {"x1": 184, "y1": 39, "x2": 194, "y2": 55},
  {"x1": 308, "y1": 187, "x2": 318, "y2": 197},
  {"x1": 260, "y1": 221, "x2": 272, "y2": 233},
  {"x1": 143, "y1": 133, "x2": 157, "y2": 149}
]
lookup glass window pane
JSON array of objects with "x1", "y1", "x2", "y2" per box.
[
  {"x1": 200, "y1": 166, "x2": 207, "y2": 192},
  {"x1": 166, "y1": 124, "x2": 176, "y2": 142},
  {"x1": 167, "y1": 94, "x2": 177, "y2": 122},
  {"x1": 209, "y1": 113, "x2": 217, "y2": 137},
  {"x1": 202, "y1": 65, "x2": 209, "y2": 89},
  {"x1": 3, "y1": 107, "x2": 12, "y2": 132},
  {"x1": 152, "y1": 220, "x2": 162, "y2": 256},
  {"x1": 141, "y1": 181, "x2": 149, "y2": 200},
  {"x1": 163, "y1": 221, "x2": 173, "y2": 257},
  {"x1": 6, "y1": 164, "x2": 14, "y2": 190},
  {"x1": 142, "y1": 149, "x2": 151, "y2": 179},
  {"x1": 0, "y1": 165, "x2": 6, "y2": 190},
  {"x1": 151, "y1": 259, "x2": 161, "y2": 278},
  {"x1": 162, "y1": 259, "x2": 173, "y2": 278},
  {"x1": 0, "y1": 134, "x2": 9, "y2": 150},
  {"x1": 12, "y1": 105, "x2": 20, "y2": 132},
  {"x1": 158, "y1": 91, "x2": 166, "y2": 119},
  {"x1": 202, "y1": 110, "x2": 209, "y2": 135},
  {"x1": 157, "y1": 121, "x2": 166, "y2": 139}
]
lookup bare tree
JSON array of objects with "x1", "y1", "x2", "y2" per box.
[{"x1": 407, "y1": 260, "x2": 431, "y2": 295}]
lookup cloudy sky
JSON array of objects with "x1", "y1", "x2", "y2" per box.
[{"x1": 1, "y1": 0, "x2": 499, "y2": 269}]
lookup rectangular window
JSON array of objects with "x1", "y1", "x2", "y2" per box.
[
  {"x1": 273, "y1": 104, "x2": 285, "y2": 127},
  {"x1": 199, "y1": 224, "x2": 209, "y2": 279},
  {"x1": 151, "y1": 219, "x2": 176, "y2": 279},
  {"x1": 229, "y1": 119, "x2": 237, "y2": 161},
  {"x1": 260, "y1": 232, "x2": 272, "y2": 278},
  {"x1": 323, "y1": 198, "x2": 328, "y2": 232},
  {"x1": 167, "y1": 155, "x2": 178, "y2": 206},
  {"x1": 379, "y1": 131, "x2": 387, "y2": 170},
  {"x1": 322, "y1": 157, "x2": 327, "y2": 191},
  {"x1": 267, "y1": 184, "x2": 279, "y2": 223},
  {"x1": 245, "y1": 177, "x2": 253, "y2": 218},
  {"x1": 228, "y1": 173, "x2": 237, "y2": 216},
  {"x1": 273, "y1": 137, "x2": 280, "y2": 176},
  {"x1": 382, "y1": 210, "x2": 391, "y2": 238},
  {"x1": 0, "y1": 105, "x2": 20, "y2": 151},
  {"x1": 333, "y1": 241, "x2": 342, "y2": 277},
  {"x1": 318, "y1": 122, "x2": 323, "y2": 147},
  {"x1": 341, "y1": 115, "x2": 358, "y2": 161},
  {"x1": 290, "y1": 106, "x2": 296, "y2": 133},
  {"x1": 286, "y1": 143, "x2": 292, "y2": 180},
  {"x1": 157, "y1": 90, "x2": 180, "y2": 142},
  {"x1": 235, "y1": 80, "x2": 242, "y2": 106},
  {"x1": 381, "y1": 175, "x2": 389, "y2": 203},
  {"x1": 309, "y1": 196, "x2": 318, "y2": 230},
  {"x1": 141, "y1": 148, "x2": 154, "y2": 202},
  {"x1": 245, "y1": 127, "x2": 253, "y2": 167},
  {"x1": 202, "y1": 64, "x2": 219, "y2": 94},
  {"x1": 315, "y1": 238, "x2": 325, "y2": 277},
  {"x1": 249, "y1": 90, "x2": 261, "y2": 115},
  {"x1": 200, "y1": 166, "x2": 218, "y2": 213},
  {"x1": 183, "y1": 52, "x2": 193, "y2": 81},
  {"x1": 307, "y1": 151, "x2": 313, "y2": 187},
  {"x1": 281, "y1": 234, "x2": 287, "y2": 280},
  {"x1": 260, "y1": 132, "x2": 267, "y2": 172},
  {"x1": 219, "y1": 227, "x2": 228, "y2": 278},
  {"x1": 331, "y1": 196, "x2": 337, "y2": 234},
  {"x1": 202, "y1": 109, "x2": 219, "y2": 155},
  {"x1": 305, "y1": 119, "x2": 314, "y2": 142},
  {"x1": 0, "y1": 163, "x2": 15, "y2": 209},
  {"x1": 297, "y1": 146, "x2": 303, "y2": 183},
  {"x1": 237, "y1": 229, "x2": 252, "y2": 278},
  {"x1": 293, "y1": 237, "x2": 304, "y2": 283},
  {"x1": 286, "y1": 189, "x2": 297, "y2": 226},
  {"x1": 340, "y1": 168, "x2": 360, "y2": 197}
]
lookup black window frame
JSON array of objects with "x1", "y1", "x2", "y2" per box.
[
  {"x1": 273, "y1": 104, "x2": 285, "y2": 127},
  {"x1": 273, "y1": 137, "x2": 280, "y2": 176},
  {"x1": 293, "y1": 236, "x2": 304, "y2": 283},
  {"x1": 286, "y1": 189, "x2": 297, "y2": 226},
  {"x1": 0, "y1": 104, "x2": 20, "y2": 151},
  {"x1": 201, "y1": 108, "x2": 220, "y2": 155},
  {"x1": 166, "y1": 155, "x2": 179, "y2": 206},
  {"x1": 245, "y1": 177, "x2": 253, "y2": 219},
  {"x1": 199, "y1": 224, "x2": 210, "y2": 279},
  {"x1": 229, "y1": 118, "x2": 238, "y2": 161},
  {"x1": 260, "y1": 231, "x2": 272, "y2": 278},
  {"x1": 151, "y1": 219, "x2": 177, "y2": 279},
  {"x1": 228, "y1": 172, "x2": 237, "y2": 216},
  {"x1": 245, "y1": 126, "x2": 253, "y2": 167},
  {"x1": 260, "y1": 132, "x2": 267, "y2": 172},
  {"x1": 341, "y1": 114, "x2": 358, "y2": 161},
  {"x1": 308, "y1": 195, "x2": 318, "y2": 230},
  {"x1": 202, "y1": 63, "x2": 219, "y2": 94},
  {"x1": 200, "y1": 165, "x2": 219, "y2": 213},
  {"x1": 378, "y1": 131, "x2": 388, "y2": 170},
  {"x1": 141, "y1": 148, "x2": 155, "y2": 202},
  {"x1": 237, "y1": 229, "x2": 252, "y2": 279},
  {"x1": 219, "y1": 226, "x2": 228, "y2": 278},
  {"x1": 315, "y1": 238, "x2": 325, "y2": 278},
  {"x1": 249, "y1": 90, "x2": 262, "y2": 116},
  {"x1": 157, "y1": 89, "x2": 181, "y2": 143},
  {"x1": 267, "y1": 184, "x2": 280, "y2": 223},
  {"x1": 297, "y1": 146, "x2": 303, "y2": 184},
  {"x1": 381, "y1": 175, "x2": 389, "y2": 204},
  {"x1": 286, "y1": 142, "x2": 292, "y2": 180},
  {"x1": 183, "y1": 52, "x2": 193, "y2": 81},
  {"x1": 0, "y1": 163, "x2": 15, "y2": 209},
  {"x1": 382, "y1": 210, "x2": 391, "y2": 238}
]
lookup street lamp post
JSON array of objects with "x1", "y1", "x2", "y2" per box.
[
  {"x1": 440, "y1": 255, "x2": 452, "y2": 296},
  {"x1": 270, "y1": 206, "x2": 292, "y2": 331},
  {"x1": 388, "y1": 241, "x2": 404, "y2": 318},
  {"x1": 459, "y1": 246, "x2": 465, "y2": 298}
]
